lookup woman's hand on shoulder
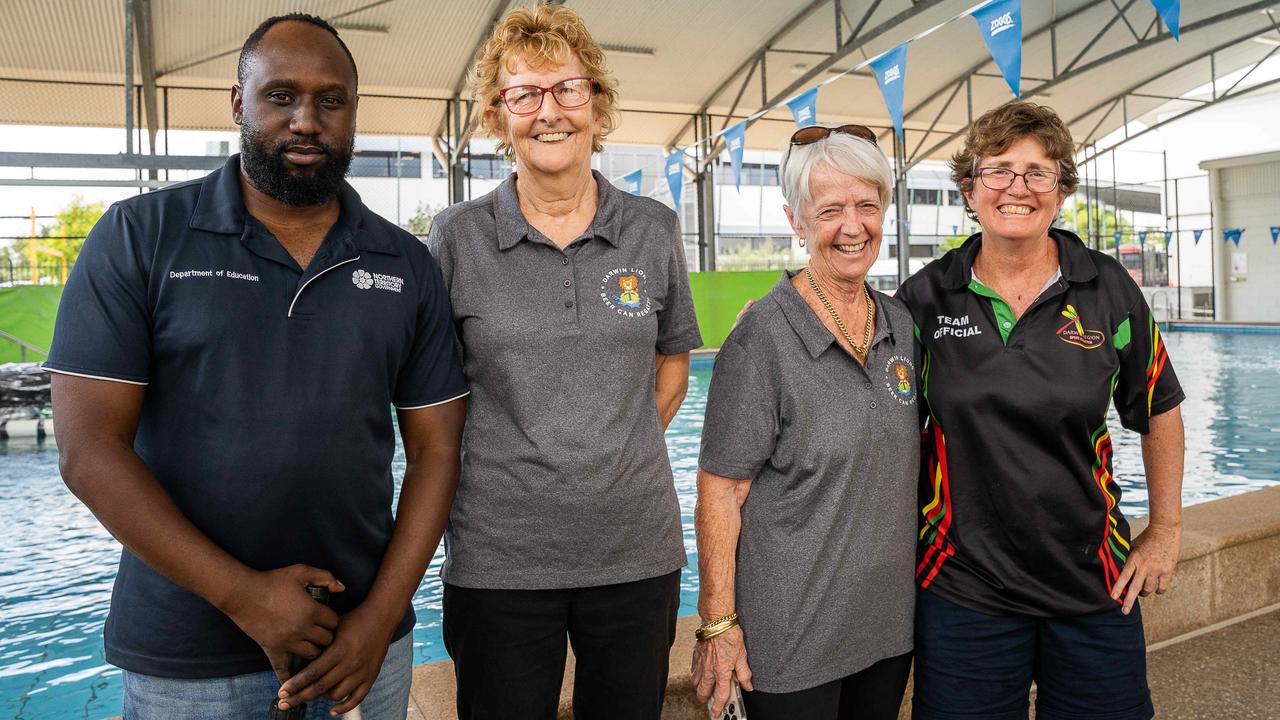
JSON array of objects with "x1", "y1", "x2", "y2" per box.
[{"x1": 691, "y1": 625, "x2": 753, "y2": 716}]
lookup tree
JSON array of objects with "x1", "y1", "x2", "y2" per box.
[
  {"x1": 11, "y1": 195, "x2": 105, "y2": 266},
  {"x1": 405, "y1": 202, "x2": 444, "y2": 238},
  {"x1": 937, "y1": 235, "x2": 968, "y2": 255},
  {"x1": 1060, "y1": 200, "x2": 1133, "y2": 250}
]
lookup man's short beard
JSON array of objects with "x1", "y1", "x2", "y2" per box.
[{"x1": 239, "y1": 121, "x2": 353, "y2": 207}]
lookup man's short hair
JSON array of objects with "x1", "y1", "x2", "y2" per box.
[{"x1": 237, "y1": 13, "x2": 358, "y2": 86}]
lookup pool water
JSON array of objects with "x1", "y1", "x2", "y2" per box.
[{"x1": 2, "y1": 330, "x2": 1278, "y2": 718}]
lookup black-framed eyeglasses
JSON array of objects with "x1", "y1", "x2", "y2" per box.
[
  {"x1": 975, "y1": 167, "x2": 1060, "y2": 193},
  {"x1": 497, "y1": 77, "x2": 596, "y2": 115},
  {"x1": 789, "y1": 124, "x2": 878, "y2": 146}
]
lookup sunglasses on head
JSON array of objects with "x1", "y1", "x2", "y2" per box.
[{"x1": 789, "y1": 124, "x2": 878, "y2": 146}]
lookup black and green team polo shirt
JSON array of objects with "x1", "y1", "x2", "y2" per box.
[{"x1": 895, "y1": 228, "x2": 1184, "y2": 617}]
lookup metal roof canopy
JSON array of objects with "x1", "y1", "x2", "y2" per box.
[
  {"x1": 3, "y1": 1, "x2": 1279, "y2": 158},
  {"x1": 3, "y1": 0, "x2": 1280, "y2": 276}
]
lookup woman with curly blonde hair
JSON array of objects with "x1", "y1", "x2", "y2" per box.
[{"x1": 427, "y1": 6, "x2": 701, "y2": 719}]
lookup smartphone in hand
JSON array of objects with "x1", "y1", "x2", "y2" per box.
[{"x1": 707, "y1": 678, "x2": 747, "y2": 720}]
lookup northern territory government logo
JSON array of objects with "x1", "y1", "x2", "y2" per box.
[
  {"x1": 599, "y1": 267, "x2": 653, "y2": 318},
  {"x1": 1056, "y1": 304, "x2": 1105, "y2": 349},
  {"x1": 352, "y1": 268, "x2": 404, "y2": 293},
  {"x1": 883, "y1": 355, "x2": 916, "y2": 405}
]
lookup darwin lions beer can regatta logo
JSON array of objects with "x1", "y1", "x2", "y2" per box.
[
  {"x1": 1056, "y1": 304, "x2": 1105, "y2": 349},
  {"x1": 599, "y1": 268, "x2": 653, "y2": 318},
  {"x1": 883, "y1": 355, "x2": 916, "y2": 405}
]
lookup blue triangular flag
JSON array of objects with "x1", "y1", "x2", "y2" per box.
[
  {"x1": 724, "y1": 121, "x2": 747, "y2": 191},
  {"x1": 972, "y1": 0, "x2": 1022, "y2": 97},
  {"x1": 1164, "y1": 231, "x2": 1173, "y2": 251},
  {"x1": 786, "y1": 88, "x2": 819, "y2": 128},
  {"x1": 1271, "y1": 226, "x2": 1279, "y2": 245},
  {"x1": 1114, "y1": 230, "x2": 1124, "y2": 246},
  {"x1": 622, "y1": 169, "x2": 642, "y2": 196},
  {"x1": 870, "y1": 43, "x2": 909, "y2": 139},
  {"x1": 1224, "y1": 228, "x2": 1243, "y2": 247},
  {"x1": 664, "y1": 152, "x2": 684, "y2": 211},
  {"x1": 1194, "y1": 229, "x2": 1203, "y2": 245},
  {"x1": 1149, "y1": 0, "x2": 1180, "y2": 41},
  {"x1": 1138, "y1": 230, "x2": 1149, "y2": 245}
]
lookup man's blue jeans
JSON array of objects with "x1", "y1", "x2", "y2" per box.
[{"x1": 122, "y1": 633, "x2": 412, "y2": 720}]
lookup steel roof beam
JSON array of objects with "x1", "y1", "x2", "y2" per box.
[
  {"x1": 899, "y1": 0, "x2": 1110, "y2": 131},
  {"x1": 904, "y1": 0, "x2": 1280, "y2": 172},
  {"x1": 664, "y1": 0, "x2": 829, "y2": 149}
]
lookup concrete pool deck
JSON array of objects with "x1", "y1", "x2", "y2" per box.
[{"x1": 405, "y1": 484, "x2": 1280, "y2": 719}]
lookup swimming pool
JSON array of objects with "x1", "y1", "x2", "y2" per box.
[{"x1": 1, "y1": 329, "x2": 1277, "y2": 718}]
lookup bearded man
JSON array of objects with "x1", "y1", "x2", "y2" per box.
[{"x1": 44, "y1": 14, "x2": 467, "y2": 719}]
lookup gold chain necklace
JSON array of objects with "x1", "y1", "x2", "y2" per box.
[{"x1": 805, "y1": 268, "x2": 874, "y2": 357}]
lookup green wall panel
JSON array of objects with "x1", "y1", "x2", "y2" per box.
[
  {"x1": 0, "y1": 286, "x2": 62, "y2": 363},
  {"x1": 688, "y1": 270, "x2": 782, "y2": 350}
]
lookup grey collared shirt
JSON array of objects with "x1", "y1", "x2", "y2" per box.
[
  {"x1": 428, "y1": 171, "x2": 701, "y2": 589},
  {"x1": 699, "y1": 272, "x2": 919, "y2": 693}
]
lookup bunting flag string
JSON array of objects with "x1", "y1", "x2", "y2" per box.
[
  {"x1": 725, "y1": 121, "x2": 748, "y2": 190},
  {"x1": 1149, "y1": 0, "x2": 1181, "y2": 41},
  {"x1": 870, "y1": 43, "x2": 910, "y2": 140},
  {"x1": 1163, "y1": 231, "x2": 1173, "y2": 251},
  {"x1": 1138, "y1": 230, "x2": 1149, "y2": 245},
  {"x1": 1194, "y1": 229, "x2": 1204, "y2": 245},
  {"x1": 622, "y1": 169, "x2": 643, "y2": 196},
  {"x1": 647, "y1": 0, "x2": 1101, "y2": 213},
  {"x1": 786, "y1": 88, "x2": 819, "y2": 128},
  {"x1": 1114, "y1": 229, "x2": 1124, "y2": 246},
  {"x1": 972, "y1": 0, "x2": 1023, "y2": 97},
  {"x1": 664, "y1": 153, "x2": 684, "y2": 210},
  {"x1": 1224, "y1": 228, "x2": 1243, "y2": 247},
  {"x1": 1271, "y1": 226, "x2": 1279, "y2": 245}
]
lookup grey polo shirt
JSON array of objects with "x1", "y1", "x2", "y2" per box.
[
  {"x1": 427, "y1": 171, "x2": 702, "y2": 589},
  {"x1": 699, "y1": 272, "x2": 919, "y2": 693}
]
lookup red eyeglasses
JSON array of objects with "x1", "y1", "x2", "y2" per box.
[{"x1": 497, "y1": 78, "x2": 596, "y2": 115}]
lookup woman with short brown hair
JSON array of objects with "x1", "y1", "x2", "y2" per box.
[{"x1": 898, "y1": 100, "x2": 1185, "y2": 720}]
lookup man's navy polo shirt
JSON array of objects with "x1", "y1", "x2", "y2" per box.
[
  {"x1": 896, "y1": 228, "x2": 1184, "y2": 617},
  {"x1": 44, "y1": 156, "x2": 467, "y2": 678}
]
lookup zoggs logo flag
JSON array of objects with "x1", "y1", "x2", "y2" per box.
[
  {"x1": 972, "y1": 0, "x2": 1023, "y2": 97},
  {"x1": 787, "y1": 87, "x2": 819, "y2": 128},
  {"x1": 664, "y1": 152, "x2": 683, "y2": 211},
  {"x1": 870, "y1": 43, "x2": 909, "y2": 140},
  {"x1": 622, "y1": 169, "x2": 642, "y2": 196},
  {"x1": 725, "y1": 121, "x2": 747, "y2": 190}
]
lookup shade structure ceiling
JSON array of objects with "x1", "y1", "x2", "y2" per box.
[{"x1": 2, "y1": 0, "x2": 1279, "y2": 164}]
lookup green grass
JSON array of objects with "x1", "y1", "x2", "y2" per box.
[{"x1": 0, "y1": 286, "x2": 62, "y2": 363}]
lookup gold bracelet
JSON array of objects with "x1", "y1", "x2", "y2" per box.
[{"x1": 695, "y1": 612, "x2": 740, "y2": 642}]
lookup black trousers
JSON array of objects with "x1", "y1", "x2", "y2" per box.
[
  {"x1": 742, "y1": 651, "x2": 913, "y2": 720},
  {"x1": 443, "y1": 570, "x2": 681, "y2": 720}
]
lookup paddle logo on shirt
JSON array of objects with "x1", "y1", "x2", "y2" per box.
[
  {"x1": 883, "y1": 355, "x2": 916, "y2": 405},
  {"x1": 599, "y1": 268, "x2": 652, "y2": 318},
  {"x1": 1056, "y1": 304, "x2": 1105, "y2": 349}
]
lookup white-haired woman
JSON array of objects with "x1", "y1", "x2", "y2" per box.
[{"x1": 692, "y1": 126, "x2": 920, "y2": 720}]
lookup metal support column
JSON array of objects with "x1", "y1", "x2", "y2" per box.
[
  {"x1": 892, "y1": 131, "x2": 910, "y2": 284},
  {"x1": 447, "y1": 99, "x2": 466, "y2": 205},
  {"x1": 696, "y1": 113, "x2": 717, "y2": 272},
  {"x1": 123, "y1": 0, "x2": 135, "y2": 156}
]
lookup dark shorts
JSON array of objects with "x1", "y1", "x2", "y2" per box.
[
  {"x1": 443, "y1": 570, "x2": 680, "y2": 720},
  {"x1": 913, "y1": 587, "x2": 1154, "y2": 720}
]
